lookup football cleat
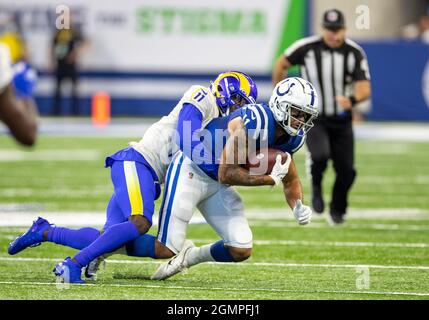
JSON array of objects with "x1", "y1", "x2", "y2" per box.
[
  {"x1": 151, "y1": 240, "x2": 195, "y2": 280},
  {"x1": 53, "y1": 257, "x2": 85, "y2": 284},
  {"x1": 311, "y1": 184, "x2": 325, "y2": 214},
  {"x1": 84, "y1": 255, "x2": 105, "y2": 281},
  {"x1": 326, "y1": 211, "x2": 345, "y2": 226},
  {"x1": 8, "y1": 217, "x2": 52, "y2": 255}
]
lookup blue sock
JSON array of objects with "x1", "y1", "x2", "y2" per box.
[
  {"x1": 210, "y1": 240, "x2": 235, "y2": 262},
  {"x1": 47, "y1": 227, "x2": 100, "y2": 250},
  {"x1": 125, "y1": 234, "x2": 156, "y2": 258},
  {"x1": 74, "y1": 220, "x2": 140, "y2": 267}
]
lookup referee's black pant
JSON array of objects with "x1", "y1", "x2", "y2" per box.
[
  {"x1": 306, "y1": 116, "x2": 356, "y2": 215},
  {"x1": 53, "y1": 63, "x2": 79, "y2": 116}
]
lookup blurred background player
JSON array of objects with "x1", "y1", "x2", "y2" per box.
[
  {"x1": 0, "y1": 12, "x2": 26, "y2": 63},
  {"x1": 272, "y1": 9, "x2": 371, "y2": 224},
  {"x1": 51, "y1": 12, "x2": 88, "y2": 116},
  {"x1": 0, "y1": 40, "x2": 38, "y2": 146},
  {"x1": 402, "y1": 14, "x2": 429, "y2": 43}
]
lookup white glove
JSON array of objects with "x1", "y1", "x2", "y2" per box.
[
  {"x1": 269, "y1": 153, "x2": 291, "y2": 186},
  {"x1": 293, "y1": 200, "x2": 312, "y2": 225}
]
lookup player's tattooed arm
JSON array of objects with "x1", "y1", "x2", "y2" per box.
[
  {"x1": 218, "y1": 117, "x2": 275, "y2": 186},
  {"x1": 282, "y1": 158, "x2": 303, "y2": 209}
]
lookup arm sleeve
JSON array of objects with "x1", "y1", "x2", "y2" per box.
[
  {"x1": 175, "y1": 103, "x2": 203, "y2": 160},
  {"x1": 352, "y1": 49, "x2": 371, "y2": 81}
]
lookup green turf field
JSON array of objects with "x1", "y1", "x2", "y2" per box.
[{"x1": 0, "y1": 135, "x2": 428, "y2": 299}]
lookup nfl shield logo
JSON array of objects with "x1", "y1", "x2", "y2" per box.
[{"x1": 188, "y1": 172, "x2": 194, "y2": 179}]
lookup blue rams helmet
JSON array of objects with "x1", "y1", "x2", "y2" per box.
[{"x1": 210, "y1": 71, "x2": 258, "y2": 116}]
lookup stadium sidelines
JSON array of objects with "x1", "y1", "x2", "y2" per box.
[
  {"x1": 0, "y1": 280, "x2": 428, "y2": 297},
  {"x1": 2, "y1": 118, "x2": 429, "y2": 141}
]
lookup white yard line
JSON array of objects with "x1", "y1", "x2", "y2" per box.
[
  {"x1": 2, "y1": 235, "x2": 426, "y2": 249},
  {"x1": 0, "y1": 212, "x2": 207, "y2": 227},
  {"x1": 0, "y1": 150, "x2": 101, "y2": 161},
  {"x1": 190, "y1": 239, "x2": 429, "y2": 248},
  {"x1": 0, "y1": 225, "x2": 427, "y2": 249},
  {"x1": 0, "y1": 221, "x2": 429, "y2": 249},
  {"x1": 1, "y1": 257, "x2": 428, "y2": 270},
  {"x1": 0, "y1": 280, "x2": 427, "y2": 297},
  {"x1": 2, "y1": 227, "x2": 429, "y2": 248},
  {"x1": 249, "y1": 221, "x2": 429, "y2": 231},
  {"x1": 1, "y1": 209, "x2": 429, "y2": 227},
  {"x1": 3, "y1": 221, "x2": 429, "y2": 233},
  {"x1": 245, "y1": 208, "x2": 429, "y2": 220}
]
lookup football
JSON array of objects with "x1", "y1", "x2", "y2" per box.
[{"x1": 242, "y1": 148, "x2": 289, "y2": 175}]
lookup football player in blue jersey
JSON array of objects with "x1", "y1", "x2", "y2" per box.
[
  {"x1": 100, "y1": 77, "x2": 317, "y2": 280},
  {"x1": 7, "y1": 71, "x2": 257, "y2": 284},
  {"x1": 147, "y1": 77, "x2": 319, "y2": 280}
]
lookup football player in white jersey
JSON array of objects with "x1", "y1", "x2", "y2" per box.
[
  {"x1": 0, "y1": 43, "x2": 38, "y2": 146},
  {"x1": 8, "y1": 71, "x2": 258, "y2": 283},
  {"x1": 147, "y1": 77, "x2": 318, "y2": 280}
]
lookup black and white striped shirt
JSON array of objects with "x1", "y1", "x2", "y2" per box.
[{"x1": 284, "y1": 35, "x2": 370, "y2": 117}]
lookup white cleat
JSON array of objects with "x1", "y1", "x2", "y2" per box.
[
  {"x1": 151, "y1": 240, "x2": 195, "y2": 280},
  {"x1": 83, "y1": 255, "x2": 105, "y2": 281}
]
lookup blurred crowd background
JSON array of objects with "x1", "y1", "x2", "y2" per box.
[{"x1": 1, "y1": 0, "x2": 428, "y2": 121}]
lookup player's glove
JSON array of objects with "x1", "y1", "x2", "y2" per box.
[
  {"x1": 12, "y1": 61, "x2": 38, "y2": 98},
  {"x1": 269, "y1": 153, "x2": 291, "y2": 186},
  {"x1": 293, "y1": 199, "x2": 312, "y2": 225}
]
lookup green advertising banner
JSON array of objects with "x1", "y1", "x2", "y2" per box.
[{"x1": 0, "y1": 0, "x2": 307, "y2": 74}]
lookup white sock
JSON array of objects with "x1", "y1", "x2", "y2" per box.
[{"x1": 186, "y1": 244, "x2": 215, "y2": 267}]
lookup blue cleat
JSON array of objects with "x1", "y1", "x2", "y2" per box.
[
  {"x1": 8, "y1": 217, "x2": 52, "y2": 255},
  {"x1": 53, "y1": 257, "x2": 85, "y2": 284}
]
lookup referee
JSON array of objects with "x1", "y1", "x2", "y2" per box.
[{"x1": 272, "y1": 9, "x2": 371, "y2": 224}]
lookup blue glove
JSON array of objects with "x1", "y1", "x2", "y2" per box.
[{"x1": 12, "y1": 61, "x2": 38, "y2": 98}]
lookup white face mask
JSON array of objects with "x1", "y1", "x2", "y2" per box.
[{"x1": 277, "y1": 103, "x2": 316, "y2": 137}]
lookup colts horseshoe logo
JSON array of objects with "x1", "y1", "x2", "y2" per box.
[{"x1": 276, "y1": 80, "x2": 296, "y2": 97}]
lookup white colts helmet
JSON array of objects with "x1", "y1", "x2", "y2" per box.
[{"x1": 269, "y1": 77, "x2": 319, "y2": 136}]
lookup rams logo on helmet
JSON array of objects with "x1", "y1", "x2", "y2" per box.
[{"x1": 210, "y1": 71, "x2": 258, "y2": 116}]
